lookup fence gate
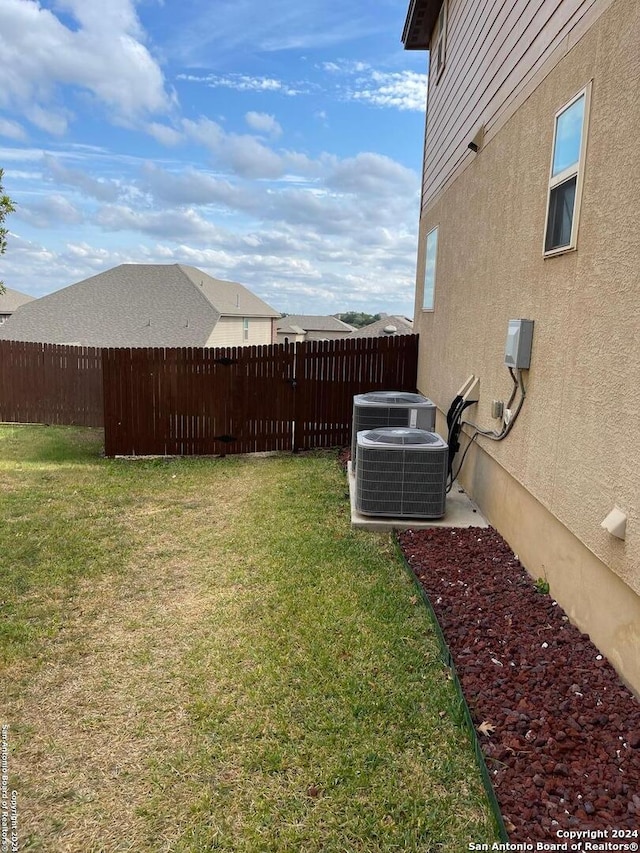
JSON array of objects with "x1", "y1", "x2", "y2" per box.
[{"x1": 102, "y1": 344, "x2": 296, "y2": 456}]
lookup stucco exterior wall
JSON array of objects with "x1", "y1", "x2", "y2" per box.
[{"x1": 413, "y1": 0, "x2": 639, "y2": 686}]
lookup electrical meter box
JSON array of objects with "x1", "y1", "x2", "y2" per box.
[{"x1": 504, "y1": 319, "x2": 534, "y2": 369}]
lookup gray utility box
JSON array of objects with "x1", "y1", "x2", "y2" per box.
[{"x1": 504, "y1": 319, "x2": 534, "y2": 369}]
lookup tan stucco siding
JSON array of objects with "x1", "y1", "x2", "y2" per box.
[
  {"x1": 206, "y1": 317, "x2": 273, "y2": 348},
  {"x1": 423, "y1": 0, "x2": 615, "y2": 210},
  {"x1": 415, "y1": 0, "x2": 640, "y2": 599}
]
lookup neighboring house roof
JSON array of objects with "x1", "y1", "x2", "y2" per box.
[
  {"x1": 350, "y1": 316, "x2": 414, "y2": 338},
  {"x1": 277, "y1": 323, "x2": 306, "y2": 335},
  {"x1": 0, "y1": 264, "x2": 280, "y2": 348},
  {"x1": 0, "y1": 286, "x2": 35, "y2": 314},
  {"x1": 277, "y1": 315, "x2": 356, "y2": 334}
]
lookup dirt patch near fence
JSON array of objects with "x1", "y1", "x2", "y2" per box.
[{"x1": 397, "y1": 526, "x2": 640, "y2": 843}]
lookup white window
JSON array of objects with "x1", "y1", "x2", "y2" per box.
[
  {"x1": 544, "y1": 84, "x2": 591, "y2": 255},
  {"x1": 243, "y1": 318, "x2": 249, "y2": 341},
  {"x1": 423, "y1": 226, "x2": 438, "y2": 310},
  {"x1": 430, "y1": 2, "x2": 448, "y2": 82}
]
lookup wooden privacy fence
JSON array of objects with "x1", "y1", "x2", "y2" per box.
[
  {"x1": 0, "y1": 336, "x2": 418, "y2": 454},
  {"x1": 102, "y1": 335, "x2": 419, "y2": 456},
  {"x1": 0, "y1": 340, "x2": 103, "y2": 427}
]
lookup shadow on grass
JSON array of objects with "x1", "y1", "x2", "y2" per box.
[{"x1": 0, "y1": 424, "x2": 104, "y2": 465}]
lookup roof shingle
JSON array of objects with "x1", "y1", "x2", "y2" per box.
[{"x1": 0, "y1": 264, "x2": 280, "y2": 347}]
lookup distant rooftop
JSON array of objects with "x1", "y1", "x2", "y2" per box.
[
  {"x1": 0, "y1": 286, "x2": 35, "y2": 314},
  {"x1": 277, "y1": 315, "x2": 356, "y2": 333},
  {"x1": 350, "y1": 315, "x2": 414, "y2": 338},
  {"x1": 0, "y1": 264, "x2": 280, "y2": 347}
]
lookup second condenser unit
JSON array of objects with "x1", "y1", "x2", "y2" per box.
[{"x1": 351, "y1": 391, "x2": 436, "y2": 468}]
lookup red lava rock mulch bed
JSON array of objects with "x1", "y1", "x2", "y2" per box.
[{"x1": 396, "y1": 525, "x2": 640, "y2": 843}]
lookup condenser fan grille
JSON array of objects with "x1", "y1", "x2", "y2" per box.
[
  {"x1": 360, "y1": 392, "x2": 427, "y2": 405},
  {"x1": 364, "y1": 428, "x2": 441, "y2": 446}
]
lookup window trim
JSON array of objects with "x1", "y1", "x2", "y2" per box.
[
  {"x1": 543, "y1": 82, "x2": 592, "y2": 257},
  {"x1": 422, "y1": 225, "x2": 439, "y2": 312},
  {"x1": 430, "y1": 1, "x2": 448, "y2": 83}
]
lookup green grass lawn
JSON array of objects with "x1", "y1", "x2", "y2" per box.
[{"x1": 0, "y1": 425, "x2": 499, "y2": 852}]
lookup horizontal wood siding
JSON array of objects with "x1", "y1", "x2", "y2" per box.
[
  {"x1": 423, "y1": 0, "x2": 604, "y2": 209},
  {"x1": 0, "y1": 340, "x2": 103, "y2": 426}
]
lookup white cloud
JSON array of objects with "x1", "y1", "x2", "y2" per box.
[
  {"x1": 24, "y1": 104, "x2": 71, "y2": 137},
  {"x1": 182, "y1": 117, "x2": 321, "y2": 181},
  {"x1": 42, "y1": 154, "x2": 122, "y2": 202},
  {"x1": 316, "y1": 61, "x2": 429, "y2": 113},
  {"x1": 145, "y1": 122, "x2": 183, "y2": 147},
  {"x1": 350, "y1": 71, "x2": 428, "y2": 112},
  {"x1": 0, "y1": 0, "x2": 173, "y2": 132},
  {"x1": 321, "y1": 60, "x2": 369, "y2": 74},
  {"x1": 177, "y1": 66, "x2": 428, "y2": 113},
  {"x1": 95, "y1": 204, "x2": 230, "y2": 243},
  {"x1": 16, "y1": 194, "x2": 84, "y2": 228},
  {"x1": 245, "y1": 112, "x2": 283, "y2": 139},
  {"x1": 177, "y1": 73, "x2": 304, "y2": 97},
  {"x1": 65, "y1": 242, "x2": 112, "y2": 262},
  {"x1": 0, "y1": 118, "x2": 28, "y2": 142},
  {"x1": 326, "y1": 152, "x2": 419, "y2": 196},
  {"x1": 139, "y1": 163, "x2": 258, "y2": 212}
]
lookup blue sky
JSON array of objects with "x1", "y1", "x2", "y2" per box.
[{"x1": 0, "y1": 0, "x2": 428, "y2": 317}]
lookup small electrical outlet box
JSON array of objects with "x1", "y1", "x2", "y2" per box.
[
  {"x1": 504, "y1": 319, "x2": 534, "y2": 369},
  {"x1": 491, "y1": 400, "x2": 504, "y2": 419}
]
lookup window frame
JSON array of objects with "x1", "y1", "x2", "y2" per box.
[
  {"x1": 429, "y1": 1, "x2": 448, "y2": 83},
  {"x1": 543, "y1": 82, "x2": 592, "y2": 257},
  {"x1": 243, "y1": 318, "x2": 249, "y2": 341},
  {"x1": 422, "y1": 225, "x2": 439, "y2": 311}
]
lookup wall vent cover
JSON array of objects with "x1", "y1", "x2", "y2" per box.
[
  {"x1": 351, "y1": 391, "x2": 436, "y2": 468},
  {"x1": 355, "y1": 427, "x2": 448, "y2": 519}
]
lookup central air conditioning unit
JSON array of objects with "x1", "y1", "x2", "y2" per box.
[
  {"x1": 351, "y1": 391, "x2": 436, "y2": 469},
  {"x1": 355, "y1": 428, "x2": 448, "y2": 519}
]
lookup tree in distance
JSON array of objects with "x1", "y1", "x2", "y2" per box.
[
  {"x1": 0, "y1": 168, "x2": 16, "y2": 295},
  {"x1": 336, "y1": 312, "x2": 381, "y2": 329}
]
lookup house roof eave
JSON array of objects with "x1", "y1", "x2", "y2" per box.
[{"x1": 401, "y1": 0, "x2": 443, "y2": 51}]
